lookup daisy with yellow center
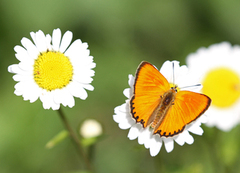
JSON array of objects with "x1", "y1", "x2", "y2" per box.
[
  {"x1": 8, "y1": 28, "x2": 95, "y2": 110},
  {"x1": 187, "y1": 42, "x2": 240, "y2": 131}
]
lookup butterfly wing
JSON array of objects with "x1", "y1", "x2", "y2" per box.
[
  {"x1": 154, "y1": 90, "x2": 211, "y2": 137},
  {"x1": 130, "y1": 61, "x2": 170, "y2": 127}
]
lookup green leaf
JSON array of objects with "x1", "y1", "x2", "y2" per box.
[{"x1": 45, "y1": 130, "x2": 69, "y2": 149}]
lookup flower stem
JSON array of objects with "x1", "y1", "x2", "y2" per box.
[{"x1": 57, "y1": 107, "x2": 92, "y2": 171}]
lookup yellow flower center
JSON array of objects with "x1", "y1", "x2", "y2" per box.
[
  {"x1": 202, "y1": 67, "x2": 240, "y2": 108},
  {"x1": 34, "y1": 51, "x2": 73, "y2": 91}
]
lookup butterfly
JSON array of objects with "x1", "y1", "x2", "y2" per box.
[{"x1": 130, "y1": 61, "x2": 211, "y2": 137}]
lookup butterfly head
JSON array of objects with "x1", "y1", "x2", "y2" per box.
[{"x1": 170, "y1": 83, "x2": 179, "y2": 93}]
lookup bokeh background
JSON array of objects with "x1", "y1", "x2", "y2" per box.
[{"x1": 1, "y1": 0, "x2": 240, "y2": 172}]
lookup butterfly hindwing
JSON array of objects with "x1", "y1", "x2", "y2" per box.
[{"x1": 130, "y1": 61, "x2": 170, "y2": 127}]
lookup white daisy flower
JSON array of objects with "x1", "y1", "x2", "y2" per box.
[
  {"x1": 187, "y1": 42, "x2": 240, "y2": 131},
  {"x1": 113, "y1": 61, "x2": 207, "y2": 156},
  {"x1": 8, "y1": 28, "x2": 95, "y2": 110}
]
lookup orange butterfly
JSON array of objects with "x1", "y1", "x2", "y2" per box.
[{"x1": 130, "y1": 61, "x2": 211, "y2": 137}]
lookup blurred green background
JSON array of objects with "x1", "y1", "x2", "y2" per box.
[{"x1": 1, "y1": 0, "x2": 240, "y2": 172}]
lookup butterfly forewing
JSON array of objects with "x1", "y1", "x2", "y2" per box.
[
  {"x1": 130, "y1": 62, "x2": 170, "y2": 127},
  {"x1": 155, "y1": 90, "x2": 211, "y2": 137}
]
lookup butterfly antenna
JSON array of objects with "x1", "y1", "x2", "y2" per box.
[
  {"x1": 172, "y1": 62, "x2": 175, "y2": 84},
  {"x1": 180, "y1": 84, "x2": 202, "y2": 90}
]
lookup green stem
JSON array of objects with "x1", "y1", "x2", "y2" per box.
[{"x1": 57, "y1": 107, "x2": 92, "y2": 171}]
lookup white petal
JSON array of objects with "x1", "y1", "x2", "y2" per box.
[
  {"x1": 160, "y1": 60, "x2": 186, "y2": 84},
  {"x1": 14, "y1": 90, "x2": 23, "y2": 96},
  {"x1": 113, "y1": 114, "x2": 123, "y2": 124},
  {"x1": 89, "y1": 62, "x2": 96, "y2": 69},
  {"x1": 30, "y1": 32, "x2": 37, "y2": 45},
  {"x1": 8, "y1": 64, "x2": 30, "y2": 75},
  {"x1": 198, "y1": 114, "x2": 208, "y2": 123},
  {"x1": 216, "y1": 123, "x2": 235, "y2": 131},
  {"x1": 51, "y1": 104, "x2": 61, "y2": 110},
  {"x1": 128, "y1": 74, "x2": 135, "y2": 87},
  {"x1": 73, "y1": 74, "x2": 93, "y2": 84},
  {"x1": 35, "y1": 30, "x2": 48, "y2": 52},
  {"x1": 128, "y1": 123, "x2": 142, "y2": 140},
  {"x1": 163, "y1": 138, "x2": 174, "y2": 153},
  {"x1": 123, "y1": 88, "x2": 131, "y2": 98},
  {"x1": 78, "y1": 87, "x2": 88, "y2": 100},
  {"x1": 141, "y1": 128, "x2": 153, "y2": 149},
  {"x1": 113, "y1": 105, "x2": 135, "y2": 128},
  {"x1": 45, "y1": 34, "x2": 52, "y2": 50},
  {"x1": 64, "y1": 39, "x2": 83, "y2": 57},
  {"x1": 14, "y1": 45, "x2": 30, "y2": 62},
  {"x1": 82, "y1": 42, "x2": 88, "y2": 49},
  {"x1": 22, "y1": 84, "x2": 41, "y2": 103},
  {"x1": 14, "y1": 81, "x2": 40, "y2": 103},
  {"x1": 82, "y1": 84, "x2": 94, "y2": 91},
  {"x1": 138, "y1": 128, "x2": 150, "y2": 145},
  {"x1": 187, "y1": 124, "x2": 204, "y2": 135},
  {"x1": 174, "y1": 134, "x2": 185, "y2": 146},
  {"x1": 113, "y1": 112, "x2": 130, "y2": 125},
  {"x1": 160, "y1": 60, "x2": 174, "y2": 83},
  {"x1": 74, "y1": 68, "x2": 95, "y2": 78},
  {"x1": 184, "y1": 132, "x2": 194, "y2": 145},
  {"x1": 53, "y1": 88, "x2": 75, "y2": 108},
  {"x1": 113, "y1": 106, "x2": 125, "y2": 121},
  {"x1": 149, "y1": 135, "x2": 162, "y2": 157},
  {"x1": 40, "y1": 91, "x2": 60, "y2": 110},
  {"x1": 175, "y1": 131, "x2": 194, "y2": 145},
  {"x1": 173, "y1": 62, "x2": 188, "y2": 83},
  {"x1": 21, "y1": 37, "x2": 39, "y2": 59},
  {"x1": 60, "y1": 31, "x2": 73, "y2": 53},
  {"x1": 13, "y1": 74, "x2": 32, "y2": 82},
  {"x1": 52, "y1": 28, "x2": 61, "y2": 51},
  {"x1": 67, "y1": 81, "x2": 86, "y2": 99},
  {"x1": 18, "y1": 61, "x2": 34, "y2": 71},
  {"x1": 119, "y1": 102, "x2": 130, "y2": 112},
  {"x1": 8, "y1": 64, "x2": 19, "y2": 73},
  {"x1": 14, "y1": 81, "x2": 29, "y2": 91},
  {"x1": 118, "y1": 119, "x2": 134, "y2": 129}
]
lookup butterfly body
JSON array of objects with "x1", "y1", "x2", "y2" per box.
[
  {"x1": 148, "y1": 88, "x2": 176, "y2": 131},
  {"x1": 130, "y1": 61, "x2": 211, "y2": 137}
]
